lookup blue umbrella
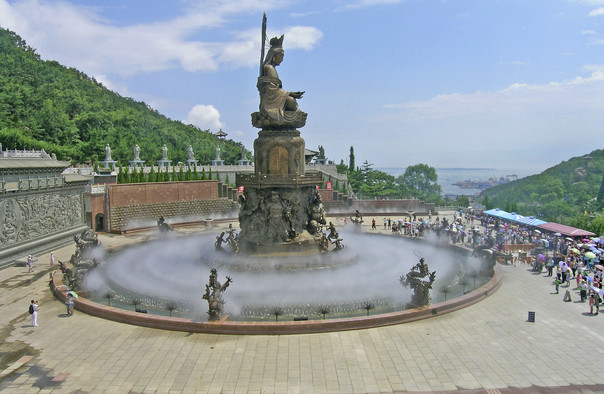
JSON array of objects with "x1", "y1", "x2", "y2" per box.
[{"x1": 585, "y1": 276, "x2": 594, "y2": 282}]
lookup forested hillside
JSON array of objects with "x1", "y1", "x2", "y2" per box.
[
  {"x1": 481, "y1": 149, "x2": 604, "y2": 232},
  {"x1": 0, "y1": 28, "x2": 245, "y2": 164}
]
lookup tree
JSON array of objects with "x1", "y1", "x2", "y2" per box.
[
  {"x1": 348, "y1": 146, "x2": 355, "y2": 172},
  {"x1": 397, "y1": 164, "x2": 441, "y2": 202}
]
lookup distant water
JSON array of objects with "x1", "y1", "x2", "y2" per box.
[{"x1": 378, "y1": 167, "x2": 534, "y2": 196}]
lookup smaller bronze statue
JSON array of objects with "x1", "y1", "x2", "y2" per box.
[
  {"x1": 157, "y1": 216, "x2": 173, "y2": 233},
  {"x1": 202, "y1": 268, "x2": 232, "y2": 321},
  {"x1": 327, "y1": 222, "x2": 337, "y2": 240},
  {"x1": 215, "y1": 232, "x2": 226, "y2": 250},
  {"x1": 226, "y1": 227, "x2": 240, "y2": 254},
  {"x1": 318, "y1": 233, "x2": 329, "y2": 254},
  {"x1": 331, "y1": 233, "x2": 344, "y2": 251},
  {"x1": 400, "y1": 258, "x2": 436, "y2": 308}
]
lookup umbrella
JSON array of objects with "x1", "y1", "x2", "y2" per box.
[
  {"x1": 591, "y1": 286, "x2": 604, "y2": 296},
  {"x1": 570, "y1": 248, "x2": 580, "y2": 254},
  {"x1": 534, "y1": 229, "x2": 541, "y2": 234},
  {"x1": 566, "y1": 237, "x2": 574, "y2": 241},
  {"x1": 584, "y1": 252, "x2": 596, "y2": 259},
  {"x1": 68, "y1": 291, "x2": 79, "y2": 299},
  {"x1": 554, "y1": 233, "x2": 562, "y2": 236},
  {"x1": 538, "y1": 254, "x2": 545, "y2": 261},
  {"x1": 595, "y1": 264, "x2": 604, "y2": 271},
  {"x1": 585, "y1": 276, "x2": 594, "y2": 282},
  {"x1": 582, "y1": 238, "x2": 590, "y2": 242}
]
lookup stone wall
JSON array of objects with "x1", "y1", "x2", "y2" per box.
[
  {"x1": 108, "y1": 181, "x2": 218, "y2": 206},
  {"x1": 0, "y1": 186, "x2": 87, "y2": 268},
  {"x1": 109, "y1": 199, "x2": 237, "y2": 232},
  {"x1": 105, "y1": 181, "x2": 236, "y2": 232}
]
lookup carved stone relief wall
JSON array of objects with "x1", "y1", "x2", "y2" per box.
[{"x1": 0, "y1": 188, "x2": 84, "y2": 248}]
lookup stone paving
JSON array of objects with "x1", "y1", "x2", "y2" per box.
[{"x1": 1, "y1": 214, "x2": 603, "y2": 393}]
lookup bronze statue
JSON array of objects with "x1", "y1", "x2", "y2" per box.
[
  {"x1": 215, "y1": 232, "x2": 226, "y2": 250},
  {"x1": 202, "y1": 268, "x2": 232, "y2": 321},
  {"x1": 332, "y1": 233, "x2": 344, "y2": 251},
  {"x1": 252, "y1": 15, "x2": 307, "y2": 129},
  {"x1": 318, "y1": 233, "x2": 329, "y2": 254},
  {"x1": 157, "y1": 216, "x2": 173, "y2": 233},
  {"x1": 400, "y1": 258, "x2": 436, "y2": 308},
  {"x1": 327, "y1": 222, "x2": 337, "y2": 240}
]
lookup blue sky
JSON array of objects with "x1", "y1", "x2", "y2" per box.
[{"x1": 1, "y1": 0, "x2": 604, "y2": 174}]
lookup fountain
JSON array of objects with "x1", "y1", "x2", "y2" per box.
[{"x1": 55, "y1": 15, "x2": 502, "y2": 334}]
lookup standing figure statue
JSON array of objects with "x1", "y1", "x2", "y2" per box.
[
  {"x1": 133, "y1": 144, "x2": 141, "y2": 160},
  {"x1": 215, "y1": 145, "x2": 221, "y2": 160},
  {"x1": 104, "y1": 144, "x2": 112, "y2": 161},
  {"x1": 161, "y1": 144, "x2": 168, "y2": 160},
  {"x1": 187, "y1": 145, "x2": 195, "y2": 161},
  {"x1": 400, "y1": 258, "x2": 436, "y2": 308},
  {"x1": 202, "y1": 268, "x2": 232, "y2": 321},
  {"x1": 252, "y1": 16, "x2": 307, "y2": 129}
]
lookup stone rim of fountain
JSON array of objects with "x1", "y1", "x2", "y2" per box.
[{"x1": 50, "y1": 262, "x2": 502, "y2": 335}]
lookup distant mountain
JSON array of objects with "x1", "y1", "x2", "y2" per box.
[
  {"x1": 0, "y1": 28, "x2": 245, "y2": 164},
  {"x1": 480, "y1": 149, "x2": 604, "y2": 222}
]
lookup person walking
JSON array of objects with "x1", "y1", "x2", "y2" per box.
[
  {"x1": 65, "y1": 294, "x2": 74, "y2": 316},
  {"x1": 49, "y1": 252, "x2": 55, "y2": 267},
  {"x1": 30, "y1": 300, "x2": 38, "y2": 326},
  {"x1": 371, "y1": 219, "x2": 376, "y2": 230},
  {"x1": 27, "y1": 255, "x2": 34, "y2": 273},
  {"x1": 554, "y1": 277, "x2": 561, "y2": 294},
  {"x1": 589, "y1": 294, "x2": 596, "y2": 314}
]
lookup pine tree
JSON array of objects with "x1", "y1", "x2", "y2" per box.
[
  {"x1": 148, "y1": 166, "x2": 156, "y2": 182},
  {"x1": 225, "y1": 174, "x2": 230, "y2": 186},
  {"x1": 171, "y1": 166, "x2": 177, "y2": 182},
  {"x1": 348, "y1": 146, "x2": 355, "y2": 173},
  {"x1": 208, "y1": 168, "x2": 212, "y2": 181},
  {"x1": 201, "y1": 168, "x2": 206, "y2": 180},
  {"x1": 598, "y1": 172, "x2": 604, "y2": 203},
  {"x1": 179, "y1": 166, "x2": 185, "y2": 182}
]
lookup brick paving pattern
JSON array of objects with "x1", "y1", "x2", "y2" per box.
[{"x1": 1, "y1": 214, "x2": 603, "y2": 393}]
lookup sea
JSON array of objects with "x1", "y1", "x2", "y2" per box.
[{"x1": 377, "y1": 167, "x2": 535, "y2": 197}]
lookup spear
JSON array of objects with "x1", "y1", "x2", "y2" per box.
[{"x1": 259, "y1": 12, "x2": 267, "y2": 77}]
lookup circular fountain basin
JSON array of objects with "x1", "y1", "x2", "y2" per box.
[{"x1": 78, "y1": 231, "x2": 498, "y2": 328}]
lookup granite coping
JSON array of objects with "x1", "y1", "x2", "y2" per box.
[{"x1": 50, "y1": 263, "x2": 502, "y2": 335}]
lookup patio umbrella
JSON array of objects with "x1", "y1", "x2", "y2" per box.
[{"x1": 584, "y1": 252, "x2": 596, "y2": 259}]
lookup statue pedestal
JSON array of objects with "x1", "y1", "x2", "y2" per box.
[
  {"x1": 211, "y1": 160, "x2": 224, "y2": 166},
  {"x1": 157, "y1": 160, "x2": 172, "y2": 168},
  {"x1": 238, "y1": 159, "x2": 251, "y2": 166},
  {"x1": 187, "y1": 159, "x2": 199, "y2": 167},
  {"x1": 129, "y1": 160, "x2": 145, "y2": 168},
  {"x1": 100, "y1": 160, "x2": 118, "y2": 169}
]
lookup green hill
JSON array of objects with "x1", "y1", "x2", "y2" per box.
[
  {"x1": 480, "y1": 149, "x2": 604, "y2": 233},
  {"x1": 0, "y1": 28, "x2": 245, "y2": 164}
]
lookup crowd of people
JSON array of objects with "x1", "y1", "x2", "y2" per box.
[{"x1": 367, "y1": 207, "x2": 604, "y2": 316}]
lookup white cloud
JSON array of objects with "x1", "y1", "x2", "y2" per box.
[
  {"x1": 589, "y1": 7, "x2": 604, "y2": 15},
  {"x1": 0, "y1": 0, "x2": 322, "y2": 77},
  {"x1": 337, "y1": 0, "x2": 402, "y2": 11},
  {"x1": 186, "y1": 104, "x2": 225, "y2": 130},
  {"x1": 377, "y1": 67, "x2": 604, "y2": 170}
]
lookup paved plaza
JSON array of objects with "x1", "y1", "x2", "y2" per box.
[{"x1": 1, "y1": 216, "x2": 604, "y2": 393}]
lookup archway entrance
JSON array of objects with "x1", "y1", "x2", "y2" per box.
[{"x1": 95, "y1": 213, "x2": 104, "y2": 232}]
